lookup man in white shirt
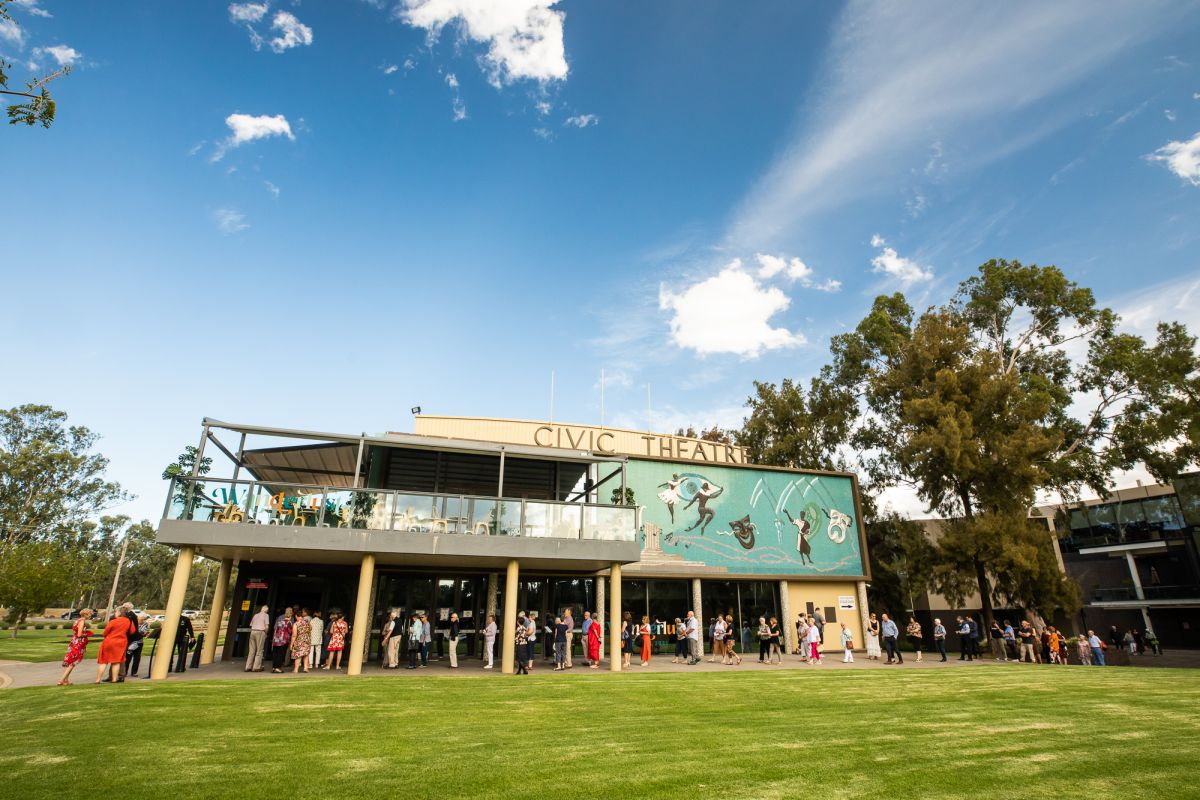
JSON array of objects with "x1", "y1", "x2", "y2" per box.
[
  {"x1": 483, "y1": 614, "x2": 498, "y2": 669},
  {"x1": 380, "y1": 610, "x2": 398, "y2": 668},
  {"x1": 309, "y1": 610, "x2": 324, "y2": 669},
  {"x1": 246, "y1": 605, "x2": 270, "y2": 672},
  {"x1": 685, "y1": 610, "x2": 700, "y2": 665}
]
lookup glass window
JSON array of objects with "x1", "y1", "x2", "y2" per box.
[
  {"x1": 647, "y1": 580, "x2": 689, "y2": 625},
  {"x1": 1089, "y1": 503, "x2": 1119, "y2": 538},
  {"x1": 552, "y1": 578, "x2": 594, "y2": 619},
  {"x1": 1117, "y1": 500, "x2": 1149, "y2": 539},
  {"x1": 1144, "y1": 496, "x2": 1186, "y2": 532},
  {"x1": 1172, "y1": 474, "x2": 1200, "y2": 527},
  {"x1": 1068, "y1": 507, "x2": 1091, "y2": 533}
]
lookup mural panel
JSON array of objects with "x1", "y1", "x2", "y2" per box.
[{"x1": 626, "y1": 459, "x2": 864, "y2": 577}]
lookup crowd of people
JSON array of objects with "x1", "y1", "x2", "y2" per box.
[
  {"x1": 57, "y1": 603, "x2": 192, "y2": 685},
  {"x1": 57, "y1": 600, "x2": 1165, "y2": 683}
]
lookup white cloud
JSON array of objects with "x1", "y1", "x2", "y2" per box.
[
  {"x1": 382, "y1": 63, "x2": 399, "y2": 75},
  {"x1": 658, "y1": 259, "x2": 806, "y2": 358},
  {"x1": 211, "y1": 208, "x2": 249, "y2": 235},
  {"x1": 869, "y1": 235, "x2": 933, "y2": 285},
  {"x1": 396, "y1": 0, "x2": 568, "y2": 87},
  {"x1": 564, "y1": 113, "x2": 598, "y2": 128},
  {"x1": 229, "y1": 2, "x2": 268, "y2": 23},
  {"x1": 535, "y1": 100, "x2": 551, "y2": 115},
  {"x1": 445, "y1": 72, "x2": 458, "y2": 88},
  {"x1": 533, "y1": 126, "x2": 553, "y2": 140},
  {"x1": 403, "y1": 57, "x2": 416, "y2": 71},
  {"x1": 1165, "y1": 109, "x2": 1177, "y2": 121},
  {"x1": 11, "y1": 0, "x2": 51, "y2": 18},
  {"x1": 264, "y1": 180, "x2": 280, "y2": 198},
  {"x1": 728, "y1": 3, "x2": 1184, "y2": 248},
  {"x1": 33, "y1": 44, "x2": 79, "y2": 66},
  {"x1": 0, "y1": 17, "x2": 24, "y2": 47},
  {"x1": 452, "y1": 97, "x2": 467, "y2": 121},
  {"x1": 753, "y1": 252, "x2": 841, "y2": 292},
  {"x1": 269, "y1": 11, "x2": 313, "y2": 53},
  {"x1": 211, "y1": 113, "x2": 294, "y2": 161},
  {"x1": 1147, "y1": 131, "x2": 1200, "y2": 186}
]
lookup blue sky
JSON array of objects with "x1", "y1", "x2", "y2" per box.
[{"x1": 2, "y1": 0, "x2": 1199, "y2": 522}]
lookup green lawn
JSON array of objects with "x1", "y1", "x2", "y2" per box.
[
  {"x1": 0, "y1": 629, "x2": 75, "y2": 663},
  {"x1": 2, "y1": 667, "x2": 1198, "y2": 799}
]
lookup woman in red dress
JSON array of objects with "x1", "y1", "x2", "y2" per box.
[
  {"x1": 323, "y1": 612, "x2": 349, "y2": 670},
  {"x1": 57, "y1": 609, "x2": 94, "y2": 685},
  {"x1": 587, "y1": 616, "x2": 602, "y2": 669},
  {"x1": 639, "y1": 615, "x2": 652, "y2": 667},
  {"x1": 95, "y1": 610, "x2": 134, "y2": 683}
]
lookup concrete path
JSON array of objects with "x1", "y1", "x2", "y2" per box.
[{"x1": 3, "y1": 647, "x2": 1195, "y2": 689}]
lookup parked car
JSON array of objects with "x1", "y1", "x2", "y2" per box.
[
  {"x1": 150, "y1": 614, "x2": 166, "y2": 622},
  {"x1": 181, "y1": 609, "x2": 200, "y2": 618},
  {"x1": 60, "y1": 608, "x2": 97, "y2": 620}
]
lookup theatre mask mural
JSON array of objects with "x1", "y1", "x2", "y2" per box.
[{"x1": 627, "y1": 460, "x2": 865, "y2": 577}]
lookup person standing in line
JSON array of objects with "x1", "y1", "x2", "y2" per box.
[
  {"x1": 768, "y1": 616, "x2": 783, "y2": 664},
  {"x1": 271, "y1": 607, "x2": 294, "y2": 673},
  {"x1": 309, "y1": 610, "x2": 324, "y2": 671},
  {"x1": 724, "y1": 615, "x2": 742, "y2": 665},
  {"x1": 685, "y1": 610, "x2": 701, "y2": 666},
  {"x1": 1001, "y1": 620, "x2": 1017, "y2": 661},
  {"x1": 866, "y1": 614, "x2": 882, "y2": 661},
  {"x1": 406, "y1": 614, "x2": 422, "y2": 669},
  {"x1": 806, "y1": 616, "x2": 823, "y2": 665},
  {"x1": 1124, "y1": 629, "x2": 1137, "y2": 655},
  {"x1": 290, "y1": 608, "x2": 312, "y2": 673},
  {"x1": 1108, "y1": 626, "x2": 1122, "y2": 648},
  {"x1": 1087, "y1": 629, "x2": 1106, "y2": 666},
  {"x1": 813, "y1": 608, "x2": 825, "y2": 645},
  {"x1": 956, "y1": 616, "x2": 971, "y2": 662},
  {"x1": 711, "y1": 615, "x2": 726, "y2": 664},
  {"x1": 245, "y1": 605, "x2": 270, "y2": 672},
  {"x1": 1132, "y1": 628, "x2": 1145, "y2": 655},
  {"x1": 1076, "y1": 633, "x2": 1092, "y2": 666},
  {"x1": 58, "y1": 608, "x2": 93, "y2": 685},
  {"x1": 324, "y1": 611, "x2": 349, "y2": 670},
  {"x1": 553, "y1": 616, "x2": 568, "y2": 670},
  {"x1": 514, "y1": 617, "x2": 529, "y2": 675},
  {"x1": 967, "y1": 615, "x2": 980, "y2": 660},
  {"x1": 621, "y1": 612, "x2": 633, "y2": 668},
  {"x1": 563, "y1": 608, "x2": 575, "y2": 669},
  {"x1": 172, "y1": 612, "x2": 195, "y2": 674},
  {"x1": 839, "y1": 622, "x2": 854, "y2": 663},
  {"x1": 381, "y1": 610, "x2": 398, "y2": 669},
  {"x1": 447, "y1": 612, "x2": 461, "y2": 668},
  {"x1": 524, "y1": 613, "x2": 538, "y2": 672},
  {"x1": 797, "y1": 616, "x2": 810, "y2": 662},
  {"x1": 483, "y1": 614, "x2": 498, "y2": 669},
  {"x1": 1146, "y1": 629, "x2": 1162, "y2": 656},
  {"x1": 581, "y1": 611, "x2": 593, "y2": 666},
  {"x1": 420, "y1": 613, "x2": 432, "y2": 668},
  {"x1": 124, "y1": 612, "x2": 148, "y2": 679},
  {"x1": 933, "y1": 618, "x2": 947, "y2": 662},
  {"x1": 672, "y1": 617, "x2": 687, "y2": 663},
  {"x1": 587, "y1": 614, "x2": 602, "y2": 669},
  {"x1": 96, "y1": 608, "x2": 135, "y2": 683},
  {"x1": 639, "y1": 615, "x2": 653, "y2": 667},
  {"x1": 757, "y1": 617, "x2": 771, "y2": 663},
  {"x1": 1040, "y1": 626, "x2": 1053, "y2": 665},
  {"x1": 1017, "y1": 618, "x2": 1036, "y2": 662},
  {"x1": 880, "y1": 613, "x2": 902, "y2": 664},
  {"x1": 906, "y1": 617, "x2": 923, "y2": 662}
]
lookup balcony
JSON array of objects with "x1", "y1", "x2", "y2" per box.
[
  {"x1": 156, "y1": 477, "x2": 641, "y2": 571},
  {"x1": 1089, "y1": 585, "x2": 1200, "y2": 605}
]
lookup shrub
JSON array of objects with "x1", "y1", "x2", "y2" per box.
[{"x1": 33, "y1": 624, "x2": 44, "y2": 630}]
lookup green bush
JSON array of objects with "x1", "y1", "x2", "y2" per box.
[{"x1": 33, "y1": 624, "x2": 44, "y2": 630}]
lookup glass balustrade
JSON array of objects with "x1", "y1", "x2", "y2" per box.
[{"x1": 162, "y1": 477, "x2": 637, "y2": 542}]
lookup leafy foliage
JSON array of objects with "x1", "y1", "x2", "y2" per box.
[
  {"x1": 162, "y1": 445, "x2": 212, "y2": 519},
  {"x1": 0, "y1": 539, "x2": 85, "y2": 636},
  {"x1": 0, "y1": 1, "x2": 70, "y2": 128}
]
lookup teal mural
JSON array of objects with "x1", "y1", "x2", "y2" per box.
[{"x1": 627, "y1": 459, "x2": 864, "y2": 577}]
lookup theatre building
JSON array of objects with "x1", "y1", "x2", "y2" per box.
[{"x1": 150, "y1": 416, "x2": 871, "y2": 679}]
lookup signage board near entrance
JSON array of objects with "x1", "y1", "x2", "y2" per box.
[
  {"x1": 246, "y1": 579, "x2": 268, "y2": 589},
  {"x1": 838, "y1": 596, "x2": 855, "y2": 610}
]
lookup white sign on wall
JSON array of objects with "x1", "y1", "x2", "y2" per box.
[{"x1": 838, "y1": 595, "x2": 856, "y2": 610}]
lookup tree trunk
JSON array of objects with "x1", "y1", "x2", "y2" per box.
[{"x1": 974, "y1": 558, "x2": 995, "y2": 630}]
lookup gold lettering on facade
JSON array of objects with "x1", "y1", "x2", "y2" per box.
[
  {"x1": 526, "y1": 423, "x2": 747, "y2": 463},
  {"x1": 596, "y1": 431, "x2": 615, "y2": 453},
  {"x1": 534, "y1": 426, "x2": 553, "y2": 447}
]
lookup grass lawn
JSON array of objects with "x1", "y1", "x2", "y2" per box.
[
  {"x1": 3, "y1": 666, "x2": 1198, "y2": 799},
  {"x1": 0, "y1": 629, "x2": 75, "y2": 663}
]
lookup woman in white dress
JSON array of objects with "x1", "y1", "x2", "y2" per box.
[
  {"x1": 657, "y1": 474, "x2": 683, "y2": 523},
  {"x1": 866, "y1": 612, "x2": 882, "y2": 660}
]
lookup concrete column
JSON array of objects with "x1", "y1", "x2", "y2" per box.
[
  {"x1": 691, "y1": 578, "x2": 702, "y2": 619},
  {"x1": 779, "y1": 579, "x2": 794, "y2": 654},
  {"x1": 856, "y1": 580, "x2": 870, "y2": 648},
  {"x1": 486, "y1": 573, "x2": 498, "y2": 620},
  {"x1": 150, "y1": 546, "x2": 194, "y2": 680},
  {"x1": 609, "y1": 563, "x2": 622, "y2": 671},
  {"x1": 501, "y1": 559, "x2": 519, "y2": 674},
  {"x1": 200, "y1": 557, "x2": 233, "y2": 665},
  {"x1": 1125, "y1": 552, "x2": 1145, "y2": 600},
  {"x1": 346, "y1": 553, "x2": 376, "y2": 676}
]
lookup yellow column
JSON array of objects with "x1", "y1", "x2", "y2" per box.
[
  {"x1": 150, "y1": 546, "x2": 194, "y2": 680},
  {"x1": 200, "y1": 557, "x2": 233, "y2": 666},
  {"x1": 609, "y1": 563, "x2": 622, "y2": 671},
  {"x1": 501, "y1": 559, "x2": 519, "y2": 674},
  {"x1": 346, "y1": 553, "x2": 376, "y2": 676}
]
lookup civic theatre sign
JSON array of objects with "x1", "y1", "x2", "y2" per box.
[{"x1": 412, "y1": 416, "x2": 748, "y2": 464}]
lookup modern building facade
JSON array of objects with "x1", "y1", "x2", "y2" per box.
[{"x1": 150, "y1": 416, "x2": 871, "y2": 678}]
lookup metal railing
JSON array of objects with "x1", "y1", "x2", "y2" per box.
[
  {"x1": 162, "y1": 476, "x2": 637, "y2": 542},
  {"x1": 1090, "y1": 584, "x2": 1200, "y2": 602}
]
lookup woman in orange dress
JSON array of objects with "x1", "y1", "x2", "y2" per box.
[
  {"x1": 58, "y1": 609, "x2": 93, "y2": 685},
  {"x1": 95, "y1": 610, "x2": 134, "y2": 683},
  {"x1": 639, "y1": 615, "x2": 652, "y2": 667}
]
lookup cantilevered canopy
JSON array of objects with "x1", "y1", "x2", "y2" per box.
[{"x1": 241, "y1": 442, "x2": 359, "y2": 487}]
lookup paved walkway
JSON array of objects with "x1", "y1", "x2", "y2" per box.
[{"x1": 3, "y1": 648, "x2": 1196, "y2": 689}]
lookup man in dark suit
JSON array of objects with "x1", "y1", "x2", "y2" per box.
[{"x1": 173, "y1": 614, "x2": 195, "y2": 673}]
